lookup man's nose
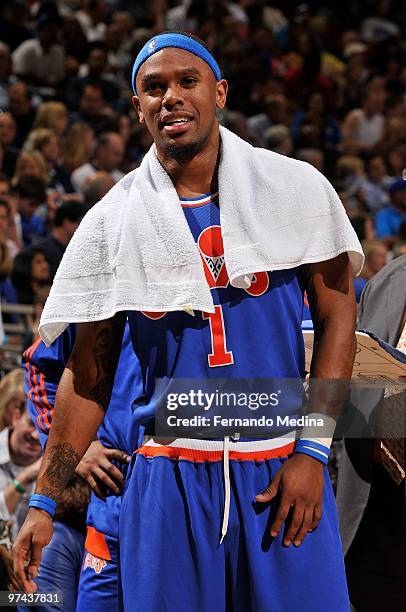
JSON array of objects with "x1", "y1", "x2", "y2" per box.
[{"x1": 162, "y1": 85, "x2": 183, "y2": 108}]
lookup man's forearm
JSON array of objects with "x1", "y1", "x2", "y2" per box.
[
  {"x1": 303, "y1": 253, "x2": 357, "y2": 428},
  {"x1": 34, "y1": 369, "x2": 105, "y2": 500},
  {"x1": 307, "y1": 318, "x2": 356, "y2": 423},
  {"x1": 34, "y1": 315, "x2": 126, "y2": 501}
]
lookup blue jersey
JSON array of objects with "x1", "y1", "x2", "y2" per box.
[
  {"x1": 23, "y1": 321, "x2": 142, "y2": 538},
  {"x1": 127, "y1": 193, "x2": 307, "y2": 431}
]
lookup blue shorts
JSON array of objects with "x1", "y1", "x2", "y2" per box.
[
  {"x1": 120, "y1": 438, "x2": 349, "y2": 612},
  {"x1": 76, "y1": 527, "x2": 119, "y2": 612}
]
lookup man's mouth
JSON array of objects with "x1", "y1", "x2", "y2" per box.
[
  {"x1": 164, "y1": 118, "x2": 190, "y2": 126},
  {"x1": 161, "y1": 115, "x2": 193, "y2": 135}
]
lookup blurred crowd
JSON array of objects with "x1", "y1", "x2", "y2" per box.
[
  {"x1": 0, "y1": 0, "x2": 404, "y2": 338},
  {"x1": 0, "y1": 0, "x2": 405, "y2": 581}
]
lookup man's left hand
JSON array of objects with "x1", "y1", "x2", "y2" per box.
[{"x1": 255, "y1": 454, "x2": 324, "y2": 547}]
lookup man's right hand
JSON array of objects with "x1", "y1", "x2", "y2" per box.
[
  {"x1": 12, "y1": 508, "x2": 54, "y2": 593},
  {"x1": 75, "y1": 440, "x2": 130, "y2": 499}
]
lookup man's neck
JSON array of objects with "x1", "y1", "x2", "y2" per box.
[{"x1": 157, "y1": 130, "x2": 220, "y2": 198}]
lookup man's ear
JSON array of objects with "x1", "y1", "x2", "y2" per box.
[
  {"x1": 132, "y1": 95, "x2": 144, "y2": 123},
  {"x1": 215, "y1": 79, "x2": 228, "y2": 110}
]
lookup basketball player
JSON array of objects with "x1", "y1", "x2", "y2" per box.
[{"x1": 14, "y1": 33, "x2": 361, "y2": 611}]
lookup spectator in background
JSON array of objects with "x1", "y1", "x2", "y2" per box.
[
  {"x1": 247, "y1": 94, "x2": 289, "y2": 147},
  {"x1": 361, "y1": 0, "x2": 400, "y2": 43},
  {"x1": 75, "y1": 0, "x2": 108, "y2": 43},
  {"x1": 127, "y1": 123, "x2": 155, "y2": 167},
  {"x1": 0, "y1": 174, "x2": 20, "y2": 254},
  {"x1": 0, "y1": 399, "x2": 42, "y2": 540},
  {"x1": 32, "y1": 102, "x2": 68, "y2": 138},
  {"x1": 63, "y1": 123, "x2": 95, "y2": 174},
  {"x1": 71, "y1": 131, "x2": 124, "y2": 192},
  {"x1": 295, "y1": 148, "x2": 324, "y2": 172},
  {"x1": 361, "y1": 240, "x2": 389, "y2": 281},
  {"x1": 0, "y1": 113, "x2": 18, "y2": 179},
  {"x1": 375, "y1": 178, "x2": 406, "y2": 247},
  {"x1": 0, "y1": 369, "x2": 25, "y2": 431},
  {"x1": 82, "y1": 171, "x2": 115, "y2": 208},
  {"x1": 393, "y1": 242, "x2": 406, "y2": 258},
  {"x1": 24, "y1": 128, "x2": 74, "y2": 195},
  {"x1": 12, "y1": 151, "x2": 49, "y2": 189},
  {"x1": 13, "y1": 176, "x2": 47, "y2": 246},
  {"x1": 12, "y1": 13, "x2": 65, "y2": 87},
  {"x1": 74, "y1": 82, "x2": 113, "y2": 134},
  {"x1": 0, "y1": 199, "x2": 19, "y2": 260},
  {"x1": 221, "y1": 111, "x2": 259, "y2": 147},
  {"x1": 264, "y1": 125, "x2": 293, "y2": 156},
  {"x1": 35, "y1": 201, "x2": 85, "y2": 280},
  {"x1": 335, "y1": 156, "x2": 366, "y2": 211},
  {"x1": 0, "y1": 1, "x2": 31, "y2": 53},
  {"x1": 11, "y1": 246, "x2": 50, "y2": 306},
  {"x1": 342, "y1": 80, "x2": 386, "y2": 155},
  {"x1": 291, "y1": 90, "x2": 341, "y2": 153},
  {"x1": 354, "y1": 238, "x2": 389, "y2": 300},
  {"x1": 7, "y1": 82, "x2": 36, "y2": 149},
  {"x1": 385, "y1": 145, "x2": 406, "y2": 180},
  {"x1": 67, "y1": 45, "x2": 120, "y2": 110},
  {"x1": 0, "y1": 209, "x2": 14, "y2": 305},
  {"x1": 0, "y1": 43, "x2": 12, "y2": 110},
  {"x1": 361, "y1": 155, "x2": 391, "y2": 213},
  {"x1": 0, "y1": 173, "x2": 11, "y2": 202}
]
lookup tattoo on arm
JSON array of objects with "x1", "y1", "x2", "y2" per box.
[
  {"x1": 40, "y1": 443, "x2": 80, "y2": 501},
  {"x1": 89, "y1": 325, "x2": 115, "y2": 412}
]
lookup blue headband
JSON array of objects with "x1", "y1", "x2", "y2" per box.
[{"x1": 131, "y1": 33, "x2": 221, "y2": 95}]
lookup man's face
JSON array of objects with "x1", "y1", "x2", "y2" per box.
[
  {"x1": 367, "y1": 244, "x2": 387, "y2": 273},
  {"x1": 81, "y1": 86, "x2": 104, "y2": 117},
  {"x1": 98, "y1": 135, "x2": 124, "y2": 172},
  {"x1": 0, "y1": 113, "x2": 16, "y2": 146},
  {"x1": 88, "y1": 49, "x2": 107, "y2": 75},
  {"x1": 10, "y1": 409, "x2": 41, "y2": 465},
  {"x1": 133, "y1": 48, "x2": 227, "y2": 160},
  {"x1": 9, "y1": 84, "x2": 30, "y2": 116},
  {"x1": 368, "y1": 157, "x2": 386, "y2": 182}
]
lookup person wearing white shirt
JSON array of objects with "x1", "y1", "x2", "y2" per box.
[
  {"x1": 12, "y1": 15, "x2": 65, "y2": 86},
  {"x1": 0, "y1": 403, "x2": 42, "y2": 540}
]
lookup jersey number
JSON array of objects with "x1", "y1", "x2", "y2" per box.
[{"x1": 202, "y1": 305, "x2": 234, "y2": 367}]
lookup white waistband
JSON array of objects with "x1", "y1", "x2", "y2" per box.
[
  {"x1": 141, "y1": 433, "x2": 296, "y2": 545},
  {"x1": 142, "y1": 432, "x2": 296, "y2": 452}
]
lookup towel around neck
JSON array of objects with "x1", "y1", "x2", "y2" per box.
[{"x1": 39, "y1": 126, "x2": 364, "y2": 346}]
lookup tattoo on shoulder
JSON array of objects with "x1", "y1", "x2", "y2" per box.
[
  {"x1": 90, "y1": 325, "x2": 115, "y2": 412},
  {"x1": 40, "y1": 443, "x2": 80, "y2": 501}
]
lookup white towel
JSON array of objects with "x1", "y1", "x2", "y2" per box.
[{"x1": 39, "y1": 126, "x2": 364, "y2": 346}]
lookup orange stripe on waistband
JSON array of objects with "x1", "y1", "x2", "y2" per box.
[
  {"x1": 85, "y1": 526, "x2": 111, "y2": 561},
  {"x1": 137, "y1": 441, "x2": 295, "y2": 463}
]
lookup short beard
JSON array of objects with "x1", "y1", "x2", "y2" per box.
[
  {"x1": 163, "y1": 127, "x2": 212, "y2": 162},
  {"x1": 164, "y1": 140, "x2": 202, "y2": 161}
]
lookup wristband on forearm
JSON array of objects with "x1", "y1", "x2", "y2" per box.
[
  {"x1": 294, "y1": 413, "x2": 336, "y2": 466},
  {"x1": 28, "y1": 494, "x2": 57, "y2": 518},
  {"x1": 295, "y1": 439, "x2": 331, "y2": 466},
  {"x1": 13, "y1": 478, "x2": 26, "y2": 494}
]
